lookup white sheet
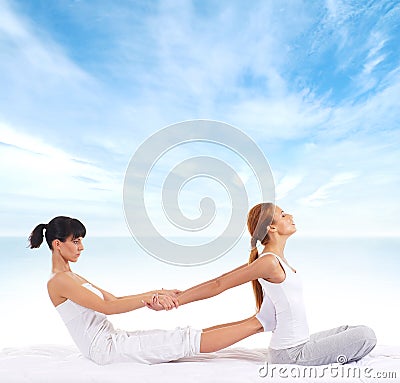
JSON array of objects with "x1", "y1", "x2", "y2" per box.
[{"x1": 1, "y1": 344, "x2": 399, "y2": 383}]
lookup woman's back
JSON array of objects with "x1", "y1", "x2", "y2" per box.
[{"x1": 55, "y1": 282, "x2": 114, "y2": 358}]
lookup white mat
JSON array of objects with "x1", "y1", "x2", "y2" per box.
[{"x1": 1, "y1": 344, "x2": 399, "y2": 382}]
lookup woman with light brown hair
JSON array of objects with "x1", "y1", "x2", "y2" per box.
[{"x1": 174, "y1": 202, "x2": 376, "y2": 365}]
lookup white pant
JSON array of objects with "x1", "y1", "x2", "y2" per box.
[{"x1": 89, "y1": 326, "x2": 201, "y2": 365}]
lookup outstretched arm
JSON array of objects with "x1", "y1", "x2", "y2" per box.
[
  {"x1": 49, "y1": 273, "x2": 178, "y2": 314},
  {"x1": 176, "y1": 255, "x2": 274, "y2": 306},
  {"x1": 76, "y1": 273, "x2": 180, "y2": 303}
]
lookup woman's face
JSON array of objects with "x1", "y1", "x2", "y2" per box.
[
  {"x1": 57, "y1": 235, "x2": 84, "y2": 262},
  {"x1": 272, "y1": 206, "x2": 296, "y2": 236}
]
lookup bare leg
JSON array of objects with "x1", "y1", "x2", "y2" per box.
[
  {"x1": 203, "y1": 315, "x2": 255, "y2": 332},
  {"x1": 200, "y1": 316, "x2": 263, "y2": 353}
]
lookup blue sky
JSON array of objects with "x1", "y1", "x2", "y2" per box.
[{"x1": 0, "y1": 0, "x2": 399, "y2": 238}]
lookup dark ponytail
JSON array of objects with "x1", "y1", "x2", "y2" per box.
[
  {"x1": 29, "y1": 224, "x2": 47, "y2": 248},
  {"x1": 29, "y1": 216, "x2": 86, "y2": 250}
]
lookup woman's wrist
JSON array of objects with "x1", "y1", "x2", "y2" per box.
[{"x1": 143, "y1": 291, "x2": 157, "y2": 305}]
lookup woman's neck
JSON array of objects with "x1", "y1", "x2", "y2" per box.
[
  {"x1": 262, "y1": 237, "x2": 287, "y2": 259},
  {"x1": 51, "y1": 251, "x2": 71, "y2": 273}
]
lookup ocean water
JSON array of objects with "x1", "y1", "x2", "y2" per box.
[{"x1": 0, "y1": 235, "x2": 399, "y2": 348}]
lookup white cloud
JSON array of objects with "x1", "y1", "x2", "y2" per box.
[
  {"x1": 0, "y1": 1, "x2": 93, "y2": 91},
  {"x1": 300, "y1": 172, "x2": 358, "y2": 207},
  {"x1": 0, "y1": 0, "x2": 110, "y2": 158},
  {"x1": 1, "y1": 123, "x2": 72, "y2": 160},
  {"x1": 366, "y1": 33, "x2": 387, "y2": 60},
  {"x1": 227, "y1": 94, "x2": 332, "y2": 140},
  {"x1": 276, "y1": 174, "x2": 304, "y2": 200},
  {"x1": 363, "y1": 55, "x2": 385, "y2": 75},
  {"x1": 0, "y1": 122, "x2": 130, "y2": 236}
]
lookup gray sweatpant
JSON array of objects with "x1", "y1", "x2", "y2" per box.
[{"x1": 268, "y1": 325, "x2": 376, "y2": 366}]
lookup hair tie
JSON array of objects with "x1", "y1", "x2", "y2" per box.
[{"x1": 250, "y1": 236, "x2": 258, "y2": 249}]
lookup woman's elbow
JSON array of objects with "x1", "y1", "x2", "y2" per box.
[
  {"x1": 101, "y1": 302, "x2": 114, "y2": 315},
  {"x1": 104, "y1": 295, "x2": 118, "y2": 302}
]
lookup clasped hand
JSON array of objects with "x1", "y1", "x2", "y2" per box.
[{"x1": 142, "y1": 289, "x2": 181, "y2": 311}]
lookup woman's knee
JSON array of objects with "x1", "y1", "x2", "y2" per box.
[
  {"x1": 356, "y1": 325, "x2": 377, "y2": 354},
  {"x1": 359, "y1": 325, "x2": 376, "y2": 342}
]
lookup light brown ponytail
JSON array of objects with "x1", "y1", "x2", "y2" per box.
[
  {"x1": 247, "y1": 203, "x2": 275, "y2": 311},
  {"x1": 248, "y1": 246, "x2": 263, "y2": 311}
]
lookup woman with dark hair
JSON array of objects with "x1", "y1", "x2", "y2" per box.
[
  {"x1": 171, "y1": 203, "x2": 377, "y2": 365},
  {"x1": 29, "y1": 216, "x2": 276, "y2": 365}
]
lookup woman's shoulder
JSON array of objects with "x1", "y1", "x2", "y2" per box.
[
  {"x1": 48, "y1": 271, "x2": 83, "y2": 289},
  {"x1": 47, "y1": 272, "x2": 67, "y2": 291},
  {"x1": 256, "y1": 253, "x2": 280, "y2": 266},
  {"x1": 47, "y1": 273, "x2": 73, "y2": 307},
  {"x1": 252, "y1": 253, "x2": 282, "y2": 278},
  {"x1": 47, "y1": 272, "x2": 88, "y2": 307}
]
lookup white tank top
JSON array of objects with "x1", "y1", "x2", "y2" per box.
[
  {"x1": 55, "y1": 283, "x2": 114, "y2": 357},
  {"x1": 258, "y1": 252, "x2": 310, "y2": 349}
]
